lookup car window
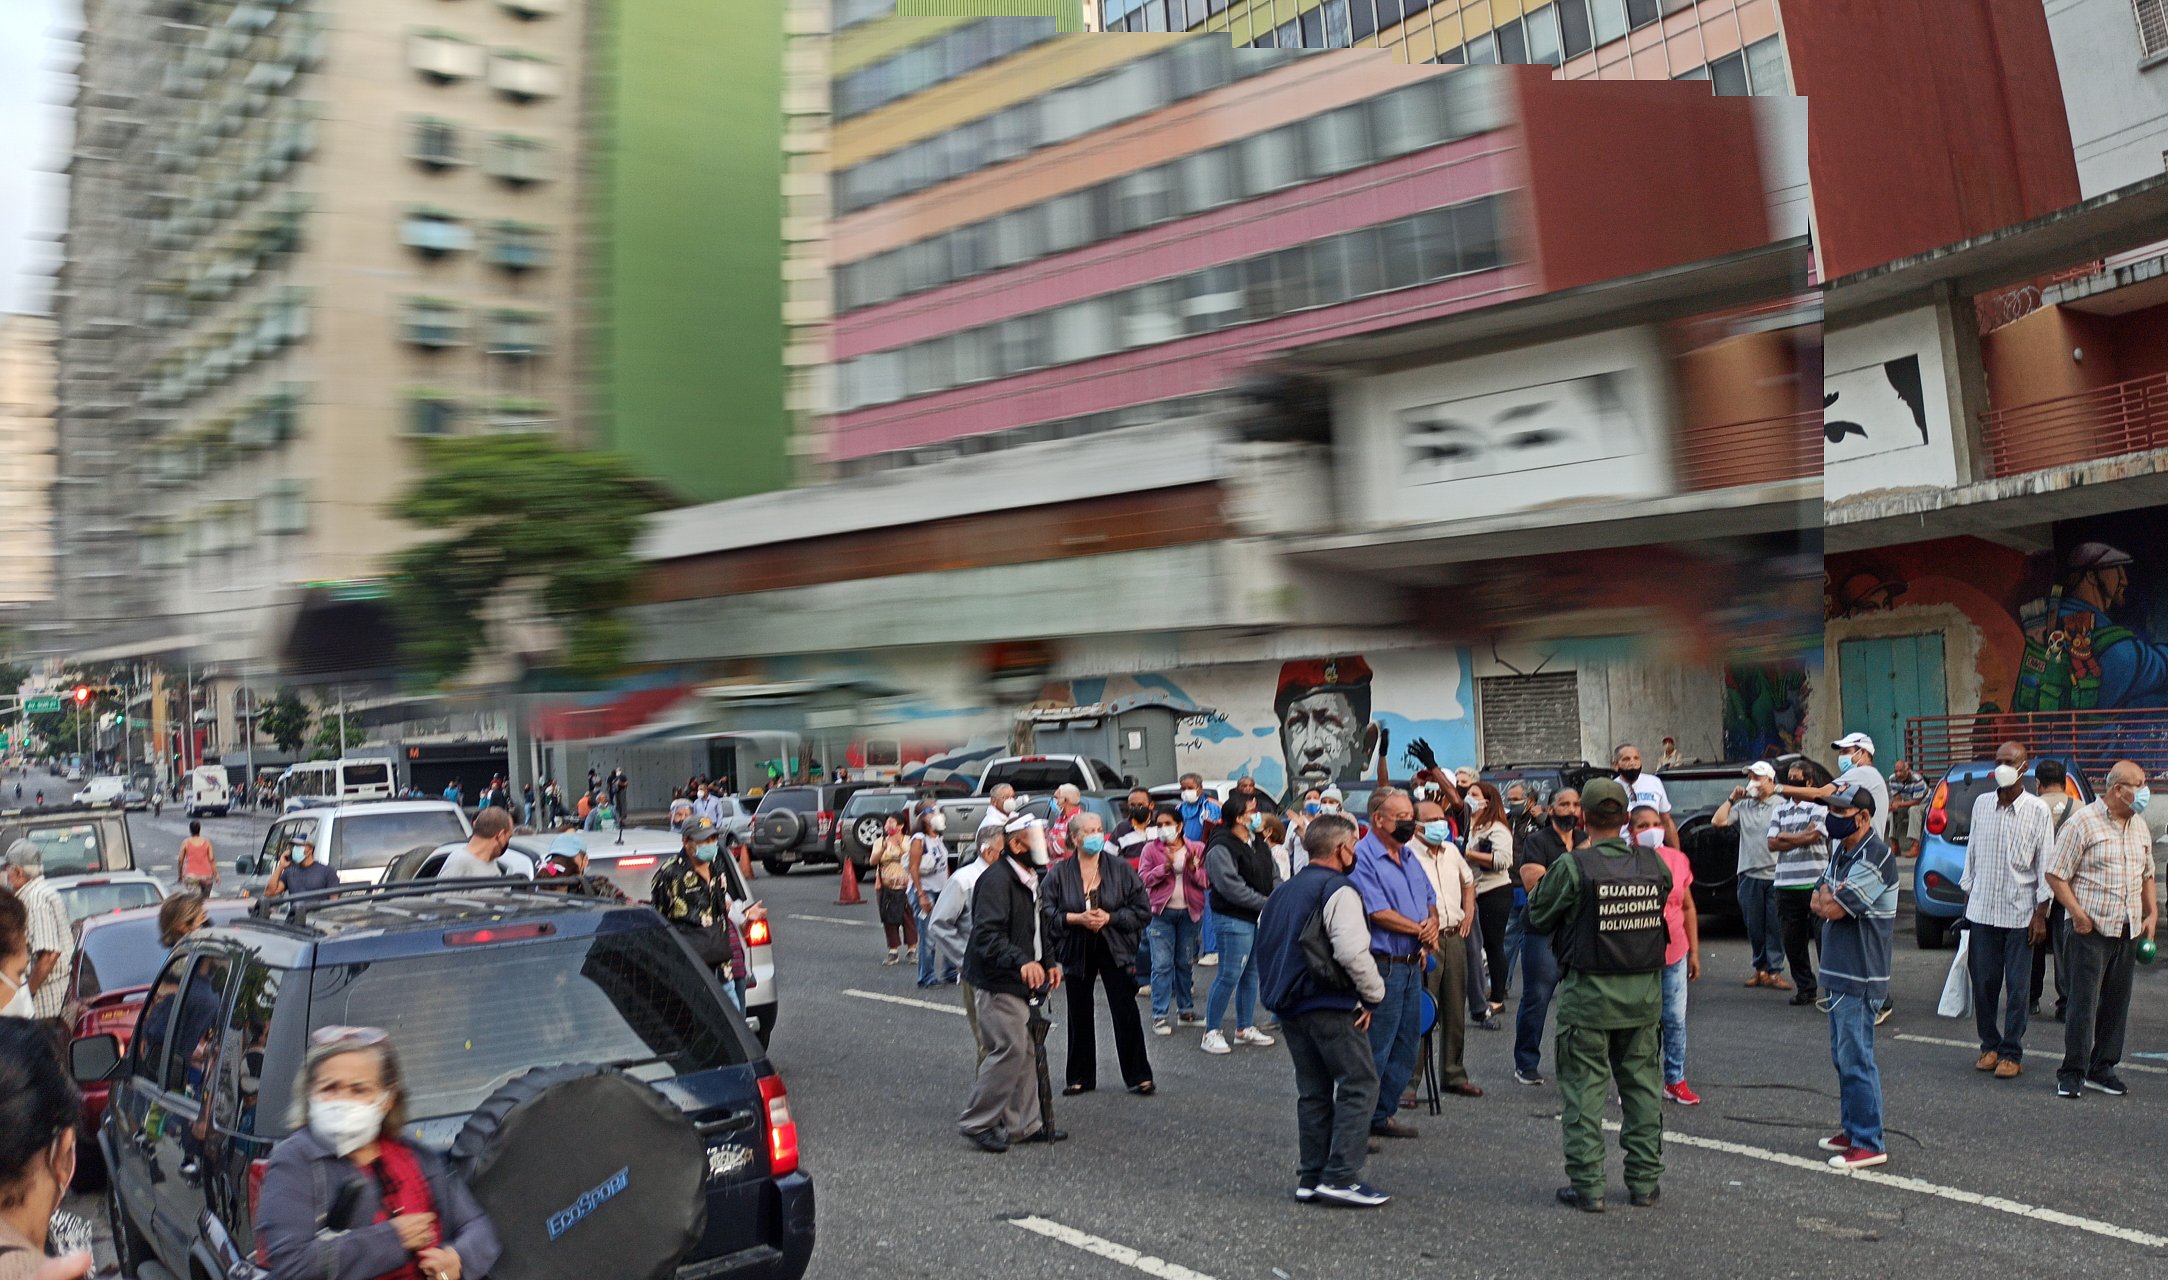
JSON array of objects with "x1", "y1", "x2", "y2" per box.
[
  {"x1": 260, "y1": 820, "x2": 304, "y2": 865},
  {"x1": 15, "y1": 823, "x2": 105, "y2": 877},
  {"x1": 164, "y1": 952, "x2": 233, "y2": 1101},
  {"x1": 841, "y1": 792, "x2": 912, "y2": 817},
  {"x1": 1089, "y1": 759, "x2": 1123, "y2": 785},
  {"x1": 55, "y1": 879, "x2": 166, "y2": 924},
  {"x1": 132, "y1": 953, "x2": 194, "y2": 1084},
  {"x1": 1939, "y1": 773, "x2": 2046, "y2": 843},
  {"x1": 307, "y1": 928, "x2": 748, "y2": 1120},
  {"x1": 332, "y1": 810, "x2": 470, "y2": 869},
  {"x1": 759, "y1": 788, "x2": 815, "y2": 813},
  {"x1": 215, "y1": 962, "x2": 280, "y2": 1135},
  {"x1": 76, "y1": 918, "x2": 169, "y2": 1002},
  {"x1": 981, "y1": 761, "x2": 1085, "y2": 791},
  {"x1": 1661, "y1": 777, "x2": 1742, "y2": 815},
  {"x1": 340, "y1": 761, "x2": 393, "y2": 790}
]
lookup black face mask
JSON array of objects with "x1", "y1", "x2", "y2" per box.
[
  {"x1": 1389, "y1": 819, "x2": 1419, "y2": 844},
  {"x1": 1618, "y1": 768, "x2": 1642, "y2": 784},
  {"x1": 1552, "y1": 813, "x2": 1580, "y2": 830},
  {"x1": 1128, "y1": 804, "x2": 1152, "y2": 822}
]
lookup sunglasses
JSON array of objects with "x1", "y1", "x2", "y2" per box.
[{"x1": 309, "y1": 1025, "x2": 390, "y2": 1048}]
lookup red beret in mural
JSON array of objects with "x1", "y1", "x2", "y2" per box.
[{"x1": 1275, "y1": 656, "x2": 1374, "y2": 718}]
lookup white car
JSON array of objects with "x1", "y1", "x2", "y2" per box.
[{"x1": 237, "y1": 800, "x2": 474, "y2": 888}]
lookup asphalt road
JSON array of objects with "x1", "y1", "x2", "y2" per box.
[{"x1": 749, "y1": 864, "x2": 2168, "y2": 1280}]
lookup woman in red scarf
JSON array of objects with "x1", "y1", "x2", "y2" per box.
[{"x1": 257, "y1": 1028, "x2": 500, "y2": 1280}]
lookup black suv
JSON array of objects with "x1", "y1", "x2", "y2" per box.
[
  {"x1": 1659, "y1": 754, "x2": 1834, "y2": 919},
  {"x1": 750, "y1": 783, "x2": 872, "y2": 875},
  {"x1": 73, "y1": 881, "x2": 814, "y2": 1280}
]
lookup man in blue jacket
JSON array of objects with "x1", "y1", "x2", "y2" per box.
[{"x1": 1259, "y1": 813, "x2": 1389, "y2": 1208}]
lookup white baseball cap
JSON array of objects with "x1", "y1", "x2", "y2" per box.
[
  {"x1": 1832, "y1": 732, "x2": 1875, "y2": 754},
  {"x1": 1744, "y1": 761, "x2": 1777, "y2": 780}
]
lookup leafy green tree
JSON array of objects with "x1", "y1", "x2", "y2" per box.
[
  {"x1": 256, "y1": 690, "x2": 313, "y2": 755},
  {"x1": 308, "y1": 713, "x2": 366, "y2": 761},
  {"x1": 387, "y1": 436, "x2": 660, "y2": 686}
]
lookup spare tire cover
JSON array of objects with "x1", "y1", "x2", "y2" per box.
[
  {"x1": 449, "y1": 1064, "x2": 706, "y2": 1280},
  {"x1": 757, "y1": 809, "x2": 803, "y2": 848}
]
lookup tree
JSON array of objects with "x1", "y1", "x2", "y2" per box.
[
  {"x1": 256, "y1": 690, "x2": 313, "y2": 755},
  {"x1": 386, "y1": 436, "x2": 660, "y2": 686},
  {"x1": 308, "y1": 713, "x2": 365, "y2": 761}
]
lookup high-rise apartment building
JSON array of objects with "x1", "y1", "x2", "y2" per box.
[
  {"x1": 53, "y1": 0, "x2": 585, "y2": 667},
  {"x1": 0, "y1": 316, "x2": 56, "y2": 606}
]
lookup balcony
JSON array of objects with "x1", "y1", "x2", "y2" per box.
[
  {"x1": 1675, "y1": 408, "x2": 1822, "y2": 493},
  {"x1": 1906, "y1": 708, "x2": 2168, "y2": 783},
  {"x1": 1980, "y1": 370, "x2": 2168, "y2": 479}
]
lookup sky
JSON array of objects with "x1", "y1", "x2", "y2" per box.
[{"x1": 0, "y1": 0, "x2": 75, "y2": 316}]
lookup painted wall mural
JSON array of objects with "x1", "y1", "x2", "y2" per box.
[
  {"x1": 1724, "y1": 661, "x2": 1813, "y2": 761},
  {"x1": 1822, "y1": 355, "x2": 1928, "y2": 455}
]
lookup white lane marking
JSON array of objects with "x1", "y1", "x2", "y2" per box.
[
  {"x1": 1894, "y1": 1032, "x2": 2168, "y2": 1075},
  {"x1": 1008, "y1": 1215, "x2": 1221, "y2": 1280},
  {"x1": 843, "y1": 988, "x2": 966, "y2": 1016},
  {"x1": 1606, "y1": 1121, "x2": 2168, "y2": 1248},
  {"x1": 787, "y1": 912, "x2": 875, "y2": 928}
]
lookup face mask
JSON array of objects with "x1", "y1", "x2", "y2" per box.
[
  {"x1": 1159, "y1": 827, "x2": 1182, "y2": 845},
  {"x1": 1000, "y1": 797, "x2": 1019, "y2": 815},
  {"x1": 1993, "y1": 764, "x2": 2021, "y2": 790},
  {"x1": 1552, "y1": 813, "x2": 1579, "y2": 830},
  {"x1": 1247, "y1": 813, "x2": 1263, "y2": 832},
  {"x1": 1129, "y1": 804, "x2": 1153, "y2": 821},
  {"x1": 1080, "y1": 834, "x2": 1105, "y2": 855},
  {"x1": 1304, "y1": 802, "x2": 1322, "y2": 816},
  {"x1": 1618, "y1": 768, "x2": 1641, "y2": 784},
  {"x1": 309, "y1": 1096, "x2": 386, "y2": 1158},
  {"x1": 1633, "y1": 828, "x2": 1664, "y2": 850},
  {"x1": 694, "y1": 843, "x2": 718, "y2": 863},
  {"x1": 1180, "y1": 789, "x2": 1200, "y2": 806},
  {"x1": 1421, "y1": 821, "x2": 1451, "y2": 846},
  {"x1": 932, "y1": 812, "x2": 948, "y2": 833},
  {"x1": 1468, "y1": 793, "x2": 1486, "y2": 814},
  {"x1": 1389, "y1": 819, "x2": 1418, "y2": 844},
  {"x1": 2134, "y1": 787, "x2": 2153, "y2": 815},
  {"x1": 1837, "y1": 753, "x2": 1855, "y2": 769},
  {"x1": 1321, "y1": 803, "x2": 1340, "y2": 815},
  {"x1": 1825, "y1": 814, "x2": 1858, "y2": 842}
]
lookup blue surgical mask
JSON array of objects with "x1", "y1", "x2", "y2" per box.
[
  {"x1": 2134, "y1": 787, "x2": 2153, "y2": 815},
  {"x1": 1304, "y1": 802, "x2": 1322, "y2": 816},
  {"x1": 1420, "y1": 820, "x2": 1451, "y2": 846},
  {"x1": 1080, "y1": 834, "x2": 1105, "y2": 855},
  {"x1": 1837, "y1": 752, "x2": 1854, "y2": 769},
  {"x1": 694, "y1": 843, "x2": 717, "y2": 863},
  {"x1": 1247, "y1": 813, "x2": 1264, "y2": 832}
]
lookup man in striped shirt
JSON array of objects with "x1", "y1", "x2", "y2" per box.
[
  {"x1": 1809, "y1": 784, "x2": 1897, "y2": 1168},
  {"x1": 1961, "y1": 741, "x2": 2055, "y2": 1079},
  {"x1": 2045, "y1": 760, "x2": 2159, "y2": 1100},
  {"x1": 1768, "y1": 763, "x2": 1828, "y2": 1007}
]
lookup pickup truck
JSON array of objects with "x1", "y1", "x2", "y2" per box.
[{"x1": 932, "y1": 754, "x2": 1135, "y2": 844}]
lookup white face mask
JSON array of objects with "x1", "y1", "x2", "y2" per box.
[
  {"x1": 1321, "y1": 802, "x2": 1340, "y2": 814},
  {"x1": 1633, "y1": 828, "x2": 1664, "y2": 850},
  {"x1": 309, "y1": 1095, "x2": 387, "y2": 1157},
  {"x1": 931, "y1": 812, "x2": 948, "y2": 833},
  {"x1": 1468, "y1": 793, "x2": 1486, "y2": 814},
  {"x1": 1159, "y1": 828, "x2": 1182, "y2": 845},
  {"x1": 1993, "y1": 764, "x2": 2021, "y2": 790},
  {"x1": 1180, "y1": 789, "x2": 1200, "y2": 806}
]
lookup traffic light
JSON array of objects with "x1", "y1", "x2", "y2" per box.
[{"x1": 72, "y1": 686, "x2": 92, "y2": 706}]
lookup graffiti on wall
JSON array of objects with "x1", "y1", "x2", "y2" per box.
[
  {"x1": 1724, "y1": 662, "x2": 1812, "y2": 761},
  {"x1": 1822, "y1": 355, "x2": 1929, "y2": 456}
]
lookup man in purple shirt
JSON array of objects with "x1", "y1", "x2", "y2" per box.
[{"x1": 1349, "y1": 787, "x2": 1438, "y2": 1139}]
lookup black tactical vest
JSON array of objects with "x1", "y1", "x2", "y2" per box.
[{"x1": 1560, "y1": 841, "x2": 1669, "y2": 975}]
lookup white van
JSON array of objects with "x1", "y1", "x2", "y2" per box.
[
  {"x1": 184, "y1": 765, "x2": 231, "y2": 817},
  {"x1": 72, "y1": 776, "x2": 125, "y2": 805},
  {"x1": 279, "y1": 757, "x2": 397, "y2": 810}
]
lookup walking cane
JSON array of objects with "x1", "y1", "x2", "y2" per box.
[{"x1": 1027, "y1": 986, "x2": 1055, "y2": 1140}]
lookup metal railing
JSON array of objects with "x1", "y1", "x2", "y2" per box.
[
  {"x1": 1980, "y1": 369, "x2": 2168, "y2": 479},
  {"x1": 1905, "y1": 708, "x2": 2168, "y2": 783},
  {"x1": 1675, "y1": 408, "x2": 1822, "y2": 492}
]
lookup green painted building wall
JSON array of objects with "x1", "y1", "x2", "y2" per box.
[
  {"x1": 894, "y1": 0, "x2": 1087, "y2": 29},
  {"x1": 588, "y1": 0, "x2": 789, "y2": 503}
]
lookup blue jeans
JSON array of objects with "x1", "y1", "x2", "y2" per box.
[
  {"x1": 1661, "y1": 957, "x2": 1689, "y2": 1085},
  {"x1": 917, "y1": 900, "x2": 957, "y2": 987},
  {"x1": 1827, "y1": 991, "x2": 1884, "y2": 1153},
  {"x1": 1147, "y1": 908, "x2": 1201, "y2": 1019},
  {"x1": 1201, "y1": 897, "x2": 1220, "y2": 955},
  {"x1": 1513, "y1": 930, "x2": 1560, "y2": 1077},
  {"x1": 1736, "y1": 875, "x2": 1786, "y2": 974},
  {"x1": 1204, "y1": 917, "x2": 1259, "y2": 1032},
  {"x1": 1967, "y1": 922, "x2": 2032, "y2": 1060},
  {"x1": 1368, "y1": 961, "x2": 1425, "y2": 1126},
  {"x1": 1502, "y1": 898, "x2": 1526, "y2": 995}
]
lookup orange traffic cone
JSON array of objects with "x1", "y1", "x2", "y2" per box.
[{"x1": 836, "y1": 858, "x2": 862, "y2": 905}]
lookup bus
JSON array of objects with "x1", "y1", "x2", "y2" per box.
[{"x1": 279, "y1": 757, "x2": 396, "y2": 810}]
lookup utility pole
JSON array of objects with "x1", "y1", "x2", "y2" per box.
[{"x1": 336, "y1": 684, "x2": 347, "y2": 759}]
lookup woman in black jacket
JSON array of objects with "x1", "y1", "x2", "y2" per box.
[
  {"x1": 1040, "y1": 812, "x2": 1155, "y2": 1095},
  {"x1": 1200, "y1": 790, "x2": 1280, "y2": 1055}
]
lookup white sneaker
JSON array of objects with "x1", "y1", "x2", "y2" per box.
[
  {"x1": 1201, "y1": 1030, "x2": 1231, "y2": 1055},
  {"x1": 1236, "y1": 1026, "x2": 1276, "y2": 1047},
  {"x1": 1153, "y1": 1018, "x2": 1172, "y2": 1036},
  {"x1": 1198, "y1": 953, "x2": 1220, "y2": 967}
]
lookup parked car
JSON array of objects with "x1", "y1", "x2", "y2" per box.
[
  {"x1": 1653, "y1": 762, "x2": 1777, "y2": 920},
  {"x1": 0, "y1": 802, "x2": 137, "y2": 877},
  {"x1": 834, "y1": 786, "x2": 925, "y2": 869},
  {"x1": 49, "y1": 871, "x2": 166, "y2": 926},
  {"x1": 1912, "y1": 757, "x2": 2096, "y2": 949},
  {"x1": 750, "y1": 782, "x2": 875, "y2": 874},
  {"x1": 231, "y1": 800, "x2": 473, "y2": 892},
  {"x1": 934, "y1": 755, "x2": 1136, "y2": 843},
  {"x1": 63, "y1": 899, "x2": 253, "y2": 1190},
  {"x1": 74, "y1": 880, "x2": 812, "y2": 1280}
]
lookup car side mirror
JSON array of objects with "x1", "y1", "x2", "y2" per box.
[
  {"x1": 71, "y1": 1033, "x2": 121, "y2": 1083},
  {"x1": 235, "y1": 856, "x2": 260, "y2": 877}
]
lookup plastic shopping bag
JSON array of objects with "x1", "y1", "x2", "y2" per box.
[{"x1": 1937, "y1": 930, "x2": 1972, "y2": 1018}]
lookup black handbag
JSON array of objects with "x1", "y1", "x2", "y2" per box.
[{"x1": 1299, "y1": 905, "x2": 1356, "y2": 993}]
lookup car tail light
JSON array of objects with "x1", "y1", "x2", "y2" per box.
[
  {"x1": 1924, "y1": 870, "x2": 1947, "y2": 890},
  {"x1": 745, "y1": 918, "x2": 771, "y2": 946},
  {"x1": 816, "y1": 811, "x2": 834, "y2": 839},
  {"x1": 1926, "y1": 808, "x2": 1948, "y2": 836},
  {"x1": 445, "y1": 922, "x2": 555, "y2": 946},
  {"x1": 248, "y1": 1157, "x2": 271, "y2": 1264},
  {"x1": 617, "y1": 856, "x2": 658, "y2": 869},
  {"x1": 759, "y1": 1074, "x2": 799, "y2": 1177}
]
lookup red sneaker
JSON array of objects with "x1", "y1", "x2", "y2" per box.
[
  {"x1": 1663, "y1": 1081, "x2": 1702, "y2": 1106},
  {"x1": 1815, "y1": 1132, "x2": 1853, "y2": 1153},
  {"x1": 1829, "y1": 1146, "x2": 1888, "y2": 1169}
]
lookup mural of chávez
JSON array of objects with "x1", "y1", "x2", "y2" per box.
[
  {"x1": 2014, "y1": 542, "x2": 2168, "y2": 711},
  {"x1": 1275, "y1": 656, "x2": 1380, "y2": 800}
]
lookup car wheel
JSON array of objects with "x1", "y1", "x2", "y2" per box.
[
  {"x1": 108, "y1": 1176, "x2": 151, "y2": 1276},
  {"x1": 762, "y1": 857, "x2": 791, "y2": 877},
  {"x1": 1916, "y1": 913, "x2": 1949, "y2": 950}
]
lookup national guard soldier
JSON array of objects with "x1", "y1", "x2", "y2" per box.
[{"x1": 1523, "y1": 776, "x2": 1670, "y2": 1212}]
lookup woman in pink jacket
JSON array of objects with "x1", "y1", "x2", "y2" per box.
[{"x1": 1139, "y1": 813, "x2": 1211, "y2": 1036}]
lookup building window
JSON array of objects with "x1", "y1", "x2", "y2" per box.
[
  {"x1": 1709, "y1": 51, "x2": 1749, "y2": 96},
  {"x1": 411, "y1": 117, "x2": 463, "y2": 169},
  {"x1": 2141, "y1": 0, "x2": 2168, "y2": 56},
  {"x1": 1526, "y1": 4, "x2": 1563, "y2": 65},
  {"x1": 500, "y1": 0, "x2": 563, "y2": 17},
  {"x1": 1113, "y1": 167, "x2": 1176, "y2": 234},
  {"x1": 485, "y1": 135, "x2": 549, "y2": 184},
  {"x1": 402, "y1": 299, "x2": 464, "y2": 348},
  {"x1": 1744, "y1": 36, "x2": 1788, "y2": 94},
  {"x1": 1351, "y1": 0, "x2": 1378, "y2": 41},
  {"x1": 410, "y1": 31, "x2": 485, "y2": 82},
  {"x1": 406, "y1": 390, "x2": 463, "y2": 435},
  {"x1": 1556, "y1": 0, "x2": 1594, "y2": 57},
  {"x1": 487, "y1": 222, "x2": 548, "y2": 270},
  {"x1": 401, "y1": 209, "x2": 473, "y2": 256},
  {"x1": 259, "y1": 482, "x2": 308, "y2": 536},
  {"x1": 488, "y1": 310, "x2": 548, "y2": 359},
  {"x1": 489, "y1": 51, "x2": 562, "y2": 101},
  {"x1": 1305, "y1": 105, "x2": 1370, "y2": 178}
]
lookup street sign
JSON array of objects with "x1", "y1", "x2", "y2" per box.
[{"x1": 25, "y1": 696, "x2": 60, "y2": 714}]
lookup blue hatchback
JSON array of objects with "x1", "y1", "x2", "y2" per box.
[{"x1": 1912, "y1": 759, "x2": 2091, "y2": 949}]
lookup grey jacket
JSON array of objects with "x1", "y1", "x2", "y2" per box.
[{"x1": 257, "y1": 1128, "x2": 501, "y2": 1280}]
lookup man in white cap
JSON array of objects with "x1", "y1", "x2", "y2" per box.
[
  {"x1": 958, "y1": 813, "x2": 1065, "y2": 1153},
  {"x1": 1714, "y1": 761, "x2": 1787, "y2": 989},
  {"x1": 1784, "y1": 733, "x2": 1891, "y2": 846}
]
